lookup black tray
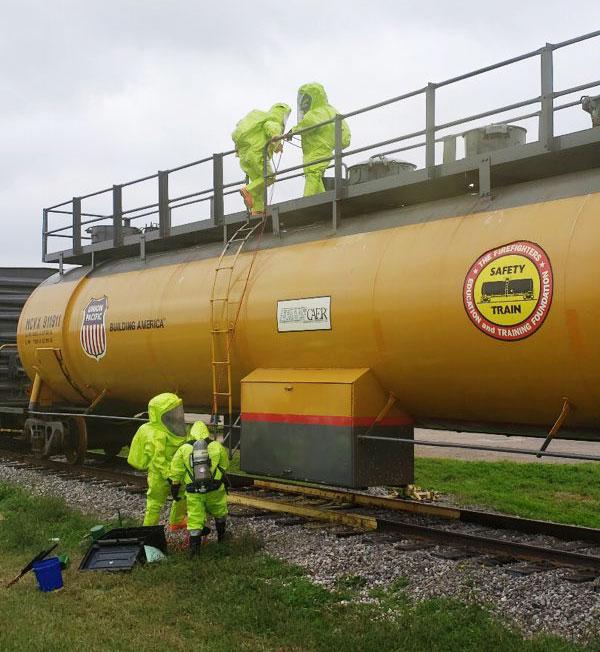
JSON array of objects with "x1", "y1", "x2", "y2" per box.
[
  {"x1": 99, "y1": 526, "x2": 167, "y2": 553},
  {"x1": 79, "y1": 539, "x2": 146, "y2": 572}
]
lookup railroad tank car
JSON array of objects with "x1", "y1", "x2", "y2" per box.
[
  {"x1": 11, "y1": 32, "x2": 600, "y2": 483},
  {"x1": 17, "y1": 169, "x2": 600, "y2": 453}
]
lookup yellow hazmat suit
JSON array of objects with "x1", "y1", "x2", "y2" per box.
[
  {"x1": 291, "y1": 82, "x2": 351, "y2": 196},
  {"x1": 128, "y1": 393, "x2": 188, "y2": 527},
  {"x1": 232, "y1": 103, "x2": 291, "y2": 214},
  {"x1": 169, "y1": 421, "x2": 229, "y2": 554}
]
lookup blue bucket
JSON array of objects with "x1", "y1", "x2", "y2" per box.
[{"x1": 32, "y1": 557, "x2": 63, "y2": 592}]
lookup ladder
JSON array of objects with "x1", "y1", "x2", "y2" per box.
[{"x1": 210, "y1": 217, "x2": 265, "y2": 432}]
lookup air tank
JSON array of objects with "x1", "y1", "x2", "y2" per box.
[{"x1": 17, "y1": 185, "x2": 600, "y2": 440}]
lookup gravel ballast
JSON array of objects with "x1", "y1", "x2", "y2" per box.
[{"x1": 1, "y1": 461, "x2": 599, "y2": 642}]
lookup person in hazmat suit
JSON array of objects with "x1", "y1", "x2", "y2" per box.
[
  {"x1": 289, "y1": 83, "x2": 351, "y2": 196},
  {"x1": 127, "y1": 393, "x2": 188, "y2": 529},
  {"x1": 232, "y1": 103, "x2": 291, "y2": 215},
  {"x1": 169, "y1": 420, "x2": 230, "y2": 557}
]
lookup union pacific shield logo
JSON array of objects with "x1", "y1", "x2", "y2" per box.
[{"x1": 80, "y1": 297, "x2": 108, "y2": 360}]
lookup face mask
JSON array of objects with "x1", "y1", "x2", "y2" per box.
[
  {"x1": 162, "y1": 404, "x2": 186, "y2": 437},
  {"x1": 297, "y1": 93, "x2": 312, "y2": 122}
]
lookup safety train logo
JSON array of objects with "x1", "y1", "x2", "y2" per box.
[
  {"x1": 463, "y1": 241, "x2": 553, "y2": 341},
  {"x1": 80, "y1": 296, "x2": 108, "y2": 360}
]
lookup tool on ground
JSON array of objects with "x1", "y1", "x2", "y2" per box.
[
  {"x1": 58, "y1": 554, "x2": 70, "y2": 570},
  {"x1": 6, "y1": 542, "x2": 58, "y2": 588}
]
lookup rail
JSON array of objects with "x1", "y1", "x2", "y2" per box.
[{"x1": 43, "y1": 30, "x2": 600, "y2": 262}]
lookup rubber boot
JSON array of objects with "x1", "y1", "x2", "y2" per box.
[
  {"x1": 188, "y1": 534, "x2": 202, "y2": 559},
  {"x1": 215, "y1": 518, "x2": 227, "y2": 543},
  {"x1": 200, "y1": 526, "x2": 211, "y2": 546}
]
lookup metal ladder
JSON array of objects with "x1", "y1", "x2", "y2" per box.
[{"x1": 210, "y1": 217, "x2": 265, "y2": 438}]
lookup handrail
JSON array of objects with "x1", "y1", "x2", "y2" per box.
[{"x1": 43, "y1": 30, "x2": 600, "y2": 259}]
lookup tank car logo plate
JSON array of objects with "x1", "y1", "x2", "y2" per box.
[
  {"x1": 80, "y1": 296, "x2": 108, "y2": 360},
  {"x1": 463, "y1": 241, "x2": 553, "y2": 341}
]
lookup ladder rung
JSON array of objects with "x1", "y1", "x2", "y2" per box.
[
  {"x1": 214, "y1": 392, "x2": 231, "y2": 397},
  {"x1": 211, "y1": 361, "x2": 230, "y2": 365},
  {"x1": 210, "y1": 297, "x2": 228, "y2": 302},
  {"x1": 216, "y1": 265, "x2": 234, "y2": 271},
  {"x1": 211, "y1": 329, "x2": 231, "y2": 334}
]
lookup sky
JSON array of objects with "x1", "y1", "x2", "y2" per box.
[{"x1": 1, "y1": 1, "x2": 599, "y2": 266}]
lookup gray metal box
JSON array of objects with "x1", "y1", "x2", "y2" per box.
[{"x1": 240, "y1": 368, "x2": 414, "y2": 488}]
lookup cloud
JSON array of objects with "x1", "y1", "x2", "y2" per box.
[{"x1": 1, "y1": 0, "x2": 598, "y2": 265}]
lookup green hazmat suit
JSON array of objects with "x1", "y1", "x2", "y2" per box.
[
  {"x1": 291, "y1": 82, "x2": 351, "y2": 196},
  {"x1": 169, "y1": 421, "x2": 229, "y2": 535},
  {"x1": 130, "y1": 393, "x2": 188, "y2": 527},
  {"x1": 232, "y1": 103, "x2": 291, "y2": 214}
]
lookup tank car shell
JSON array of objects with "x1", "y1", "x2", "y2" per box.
[{"x1": 17, "y1": 190, "x2": 600, "y2": 437}]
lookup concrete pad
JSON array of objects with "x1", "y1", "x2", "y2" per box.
[{"x1": 414, "y1": 429, "x2": 600, "y2": 463}]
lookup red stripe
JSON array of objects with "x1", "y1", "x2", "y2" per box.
[{"x1": 242, "y1": 412, "x2": 414, "y2": 427}]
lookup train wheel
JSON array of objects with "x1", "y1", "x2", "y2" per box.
[{"x1": 64, "y1": 416, "x2": 87, "y2": 464}]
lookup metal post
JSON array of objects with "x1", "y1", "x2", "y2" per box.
[
  {"x1": 425, "y1": 83, "x2": 436, "y2": 177},
  {"x1": 72, "y1": 197, "x2": 82, "y2": 255},
  {"x1": 333, "y1": 115, "x2": 343, "y2": 231},
  {"x1": 262, "y1": 144, "x2": 269, "y2": 219},
  {"x1": 539, "y1": 44, "x2": 555, "y2": 150},
  {"x1": 271, "y1": 205, "x2": 281, "y2": 237},
  {"x1": 478, "y1": 157, "x2": 491, "y2": 197},
  {"x1": 42, "y1": 209, "x2": 48, "y2": 262},
  {"x1": 139, "y1": 232, "x2": 146, "y2": 262},
  {"x1": 158, "y1": 171, "x2": 170, "y2": 238},
  {"x1": 112, "y1": 184, "x2": 123, "y2": 248},
  {"x1": 212, "y1": 154, "x2": 224, "y2": 225}
]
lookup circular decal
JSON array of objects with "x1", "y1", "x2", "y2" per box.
[{"x1": 463, "y1": 241, "x2": 553, "y2": 341}]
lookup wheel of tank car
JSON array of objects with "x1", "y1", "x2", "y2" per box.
[
  {"x1": 64, "y1": 416, "x2": 88, "y2": 464},
  {"x1": 24, "y1": 420, "x2": 44, "y2": 459}
]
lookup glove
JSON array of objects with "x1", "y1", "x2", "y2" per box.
[{"x1": 170, "y1": 482, "x2": 181, "y2": 501}]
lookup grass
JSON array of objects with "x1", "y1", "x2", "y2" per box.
[
  {"x1": 414, "y1": 458, "x2": 600, "y2": 528},
  {"x1": 0, "y1": 483, "x2": 595, "y2": 651}
]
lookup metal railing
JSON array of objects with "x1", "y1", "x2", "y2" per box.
[{"x1": 43, "y1": 29, "x2": 600, "y2": 262}]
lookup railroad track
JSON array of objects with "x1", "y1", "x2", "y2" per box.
[{"x1": 1, "y1": 448, "x2": 600, "y2": 576}]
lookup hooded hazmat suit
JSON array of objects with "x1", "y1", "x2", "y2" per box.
[
  {"x1": 169, "y1": 420, "x2": 229, "y2": 543},
  {"x1": 232, "y1": 103, "x2": 291, "y2": 214},
  {"x1": 291, "y1": 83, "x2": 351, "y2": 196},
  {"x1": 129, "y1": 393, "x2": 188, "y2": 527}
]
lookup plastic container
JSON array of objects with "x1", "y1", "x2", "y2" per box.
[
  {"x1": 32, "y1": 557, "x2": 63, "y2": 592},
  {"x1": 100, "y1": 526, "x2": 167, "y2": 553}
]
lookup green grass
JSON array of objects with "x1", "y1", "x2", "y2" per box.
[
  {"x1": 415, "y1": 458, "x2": 600, "y2": 527},
  {"x1": 0, "y1": 482, "x2": 594, "y2": 652}
]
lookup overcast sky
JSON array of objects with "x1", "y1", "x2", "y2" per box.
[{"x1": 1, "y1": 1, "x2": 598, "y2": 266}]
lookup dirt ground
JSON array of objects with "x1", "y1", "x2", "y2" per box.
[{"x1": 415, "y1": 429, "x2": 600, "y2": 463}]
